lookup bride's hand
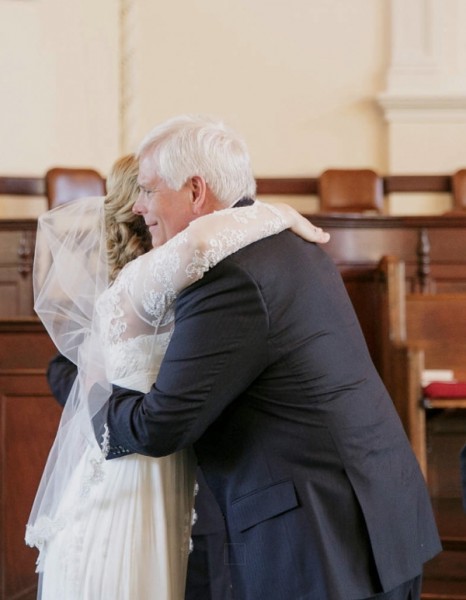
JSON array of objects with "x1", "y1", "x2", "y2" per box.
[{"x1": 273, "y1": 203, "x2": 330, "y2": 244}]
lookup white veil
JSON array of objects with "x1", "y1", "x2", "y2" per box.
[{"x1": 25, "y1": 196, "x2": 113, "y2": 568}]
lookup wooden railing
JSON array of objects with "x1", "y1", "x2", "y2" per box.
[
  {"x1": 0, "y1": 173, "x2": 455, "y2": 198},
  {"x1": 0, "y1": 176, "x2": 45, "y2": 196},
  {"x1": 256, "y1": 174, "x2": 452, "y2": 196}
]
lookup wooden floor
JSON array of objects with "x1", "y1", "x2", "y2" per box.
[{"x1": 421, "y1": 411, "x2": 466, "y2": 599}]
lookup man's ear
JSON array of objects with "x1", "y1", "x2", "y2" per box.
[{"x1": 189, "y1": 176, "x2": 208, "y2": 214}]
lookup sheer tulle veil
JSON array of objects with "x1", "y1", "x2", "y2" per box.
[{"x1": 25, "y1": 196, "x2": 113, "y2": 568}]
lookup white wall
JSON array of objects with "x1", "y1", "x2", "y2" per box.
[
  {"x1": 1, "y1": 0, "x2": 463, "y2": 217},
  {"x1": 0, "y1": 0, "x2": 119, "y2": 176},
  {"x1": 135, "y1": 0, "x2": 389, "y2": 176},
  {"x1": 0, "y1": 0, "x2": 388, "y2": 180}
]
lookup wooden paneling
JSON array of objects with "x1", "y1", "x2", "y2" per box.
[
  {"x1": 0, "y1": 321, "x2": 60, "y2": 600},
  {"x1": 0, "y1": 319, "x2": 56, "y2": 369},
  {"x1": 0, "y1": 371, "x2": 61, "y2": 600},
  {"x1": 0, "y1": 223, "x2": 36, "y2": 318}
]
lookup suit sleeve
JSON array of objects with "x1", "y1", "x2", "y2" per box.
[
  {"x1": 106, "y1": 258, "x2": 269, "y2": 457},
  {"x1": 47, "y1": 353, "x2": 78, "y2": 407}
]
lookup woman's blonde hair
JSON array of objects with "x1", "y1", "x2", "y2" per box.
[{"x1": 104, "y1": 154, "x2": 152, "y2": 282}]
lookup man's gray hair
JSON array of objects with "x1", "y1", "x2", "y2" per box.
[{"x1": 137, "y1": 114, "x2": 256, "y2": 207}]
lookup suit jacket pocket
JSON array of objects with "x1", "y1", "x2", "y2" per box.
[{"x1": 230, "y1": 479, "x2": 298, "y2": 533}]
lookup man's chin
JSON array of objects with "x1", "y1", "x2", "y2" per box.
[{"x1": 151, "y1": 234, "x2": 165, "y2": 248}]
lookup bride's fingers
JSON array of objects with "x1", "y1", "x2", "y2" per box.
[
  {"x1": 292, "y1": 215, "x2": 331, "y2": 244},
  {"x1": 271, "y1": 203, "x2": 330, "y2": 244}
]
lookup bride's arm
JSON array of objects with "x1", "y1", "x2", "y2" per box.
[
  {"x1": 121, "y1": 201, "x2": 327, "y2": 325},
  {"x1": 177, "y1": 201, "x2": 327, "y2": 276}
]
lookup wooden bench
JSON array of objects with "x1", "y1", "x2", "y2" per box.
[
  {"x1": 377, "y1": 255, "x2": 466, "y2": 479},
  {"x1": 377, "y1": 256, "x2": 466, "y2": 597}
]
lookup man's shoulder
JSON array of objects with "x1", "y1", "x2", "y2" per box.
[
  {"x1": 229, "y1": 229, "x2": 320, "y2": 263},
  {"x1": 180, "y1": 232, "x2": 325, "y2": 298},
  {"x1": 216, "y1": 231, "x2": 324, "y2": 283}
]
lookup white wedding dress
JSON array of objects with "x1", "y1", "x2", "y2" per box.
[{"x1": 26, "y1": 200, "x2": 288, "y2": 600}]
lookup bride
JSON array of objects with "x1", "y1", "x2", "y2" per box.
[{"x1": 25, "y1": 153, "x2": 320, "y2": 600}]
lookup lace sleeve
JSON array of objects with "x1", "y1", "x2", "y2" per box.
[{"x1": 111, "y1": 201, "x2": 289, "y2": 334}]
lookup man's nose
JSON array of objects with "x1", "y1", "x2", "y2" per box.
[{"x1": 132, "y1": 191, "x2": 146, "y2": 215}]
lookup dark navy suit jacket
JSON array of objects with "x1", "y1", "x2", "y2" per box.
[{"x1": 105, "y1": 232, "x2": 441, "y2": 599}]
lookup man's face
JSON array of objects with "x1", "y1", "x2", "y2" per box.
[{"x1": 134, "y1": 155, "x2": 194, "y2": 248}]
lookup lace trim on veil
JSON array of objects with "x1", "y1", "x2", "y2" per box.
[{"x1": 25, "y1": 424, "x2": 111, "y2": 569}]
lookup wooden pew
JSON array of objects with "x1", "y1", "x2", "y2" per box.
[
  {"x1": 377, "y1": 255, "x2": 466, "y2": 478},
  {"x1": 377, "y1": 256, "x2": 466, "y2": 596}
]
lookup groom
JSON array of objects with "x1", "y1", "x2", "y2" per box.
[{"x1": 101, "y1": 115, "x2": 440, "y2": 598}]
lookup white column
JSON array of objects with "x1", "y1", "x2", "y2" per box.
[
  {"x1": 379, "y1": 0, "x2": 466, "y2": 122},
  {"x1": 378, "y1": 0, "x2": 466, "y2": 214},
  {"x1": 387, "y1": 0, "x2": 442, "y2": 91}
]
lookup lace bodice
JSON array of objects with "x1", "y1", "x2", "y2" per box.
[{"x1": 96, "y1": 202, "x2": 288, "y2": 389}]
